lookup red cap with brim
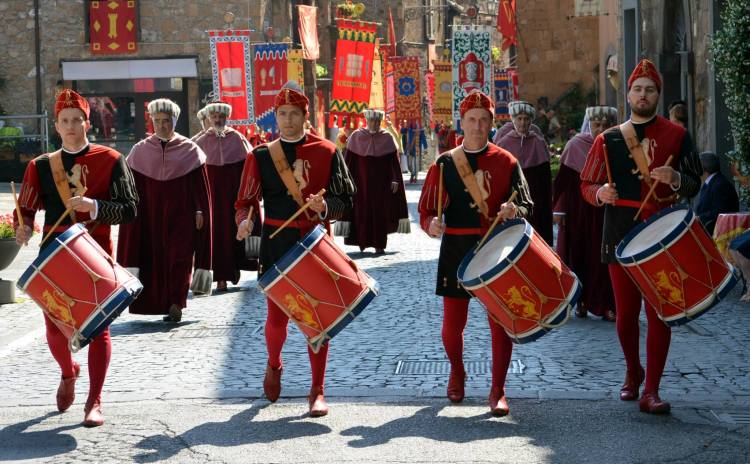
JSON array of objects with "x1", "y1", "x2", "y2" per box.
[
  {"x1": 459, "y1": 90, "x2": 494, "y2": 119},
  {"x1": 274, "y1": 87, "x2": 309, "y2": 114},
  {"x1": 627, "y1": 58, "x2": 662, "y2": 93}
]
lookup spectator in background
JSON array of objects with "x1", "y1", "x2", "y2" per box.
[
  {"x1": 694, "y1": 151, "x2": 739, "y2": 235},
  {"x1": 668, "y1": 100, "x2": 689, "y2": 129}
]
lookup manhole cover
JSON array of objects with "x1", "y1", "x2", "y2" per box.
[
  {"x1": 712, "y1": 411, "x2": 750, "y2": 424},
  {"x1": 395, "y1": 359, "x2": 525, "y2": 375}
]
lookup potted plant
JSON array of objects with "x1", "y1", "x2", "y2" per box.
[{"x1": 0, "y1": 213, "x2": 22, "y2": 270}]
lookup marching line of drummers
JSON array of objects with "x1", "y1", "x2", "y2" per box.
[{"x1": 11, "y1": 59, "x2": 736, "y2": 427}]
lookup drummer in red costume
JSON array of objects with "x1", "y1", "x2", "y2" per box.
[
  {"x1": 14, "y1": 89, "x2": 138, "y2": 426},
  {"x1": 580, "y1": 59, "x2": 702, "y2": 413},
  {"x1": 418, "y1": 90, "x2": 533, "y2": 416},
  {"x1": 235, "y1": 83, "x2": 355, "y2": 416}
]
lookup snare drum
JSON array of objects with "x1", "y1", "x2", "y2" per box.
[
  {"x1": 457, "y1": 219, "x2": 580, "y2": 343},
  {"x1": 17, "y1": 224, "x2": 142, "y2": 352},
  {"x1": 616, "y1": 205, "x2": 736, "y2": 326},
  {"x1": 258, "y1": 225, "x2": 379, "y2": 353}
]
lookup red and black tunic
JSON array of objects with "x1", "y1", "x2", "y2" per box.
[
  {"x1": 14, "y1": 144, "x2": 138, "y2": 255},
  {"x1": 418, "y1": 143, "x2": 534, "y2": 298},
  {"x1": 235, "y1": 133, "x2": 356, "y2": 276},
  {"x1": 580, "y1": 115, "x2": 702, "y2": 262}
]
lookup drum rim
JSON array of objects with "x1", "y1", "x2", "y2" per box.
[
  {"x1": 17, "y1": 223, "x2": 88, "y2": 290},
  {"x1": 615, "y1": 205, "x2": 692, "y2": 264},
  {"x1": 456, "y1": 218, "x2": 530, "y2": 289},
  {"x1": 257, "y1": 224, "x2": 326, "y2": 289},
  {"x1": 75, "y1": 278, "x2": 143, "y2": 350}
]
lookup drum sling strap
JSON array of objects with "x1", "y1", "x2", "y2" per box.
[
  {"x1": 450, "y1": 147, "x2": 489, "y2": 219},
  {"x1": 268, "y1": 139, "x2": 305, "y2": 208},
  {"x1": 619, "y1": 121, "x2": 677, "y2": 204},
  {"x1": 49, "y1": 150, "x2": 77, "y2": 223}
]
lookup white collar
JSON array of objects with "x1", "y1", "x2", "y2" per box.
[
  {"x1": 462, "y1": 142, "x2": 488, "y2": 154},
  {"x1": 280, "y1": 133, "x2": 306, "y2": 144}
]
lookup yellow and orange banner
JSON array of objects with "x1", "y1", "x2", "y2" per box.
[
  {"x1": 287, "y1": 48, "x2": 305, "y2": 90},
  {"x1": 432, "y1": 60, "x2": 452, "y2": 125}
]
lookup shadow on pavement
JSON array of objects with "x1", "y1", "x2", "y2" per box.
[
  {"x1": 110, "y1": 319, "x2": 198, "y2": 337},
  {"x1": 340, "y1": 405, "x2": 520, "y2": 448},
  {"x1": 0, "y1": 412, "x2": 79, "y2": 461},
  {"x1": 132, "y1": 402, "x2": 331, "y2": 463}
]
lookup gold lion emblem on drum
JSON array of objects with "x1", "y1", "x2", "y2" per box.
[
  {"x1": 41, "y1": 289, "x2": 76, "y2": 326},
  {"x1": 500, "y1": 286, "x2": 540, "y2": 319},
  {"x1": 283, "y1": 293, "x2": 322, "y2": 331},
  {"x1": 651, "y1": 270, "x2": 685, "y2": 307}
]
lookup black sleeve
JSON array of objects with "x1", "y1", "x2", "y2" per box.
[
  {"x1": 675, "y1": 132, "x2": 702, "y2": 199},
  {"x1": 324, "y1": 147, "x2": 357, "y2": 221},
  {"x1": 97, "y1": 155, "x2": 139, "y2": 225},
  {"x1": 511, "y1": 162, "x2": 534, "y2": 219}
]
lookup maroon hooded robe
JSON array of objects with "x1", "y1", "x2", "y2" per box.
[
  {"x1": 553, "y1": 133, "x2": 614, "y2": 315},
  {"x1": 194, "y1": 127, "x2": 257, "y2": 282},
  {"x1": 342, "y1": 128, "x2": 410, "y2": 250},
  {"x1": 117, "y1": 133, "x2": 212, "y2": 315}
]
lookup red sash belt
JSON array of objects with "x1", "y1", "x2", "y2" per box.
[
  {"x1": 264, "y1": 217, "x2": 319, "y2": 229},
  {"x1": 444, "y1": 226, "x2": 484, "y2": 236},
  {"x1": 613, "y1": 199, "x2": 658, "y2": 217}
]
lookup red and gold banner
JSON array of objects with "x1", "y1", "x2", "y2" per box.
[
  {"x1": 497, "y1": 0, "x2": 517, "y2": 50},
  {"x1": 391, "y1": 56, "x2": 421, "y2": 126},
  {"x1": 329, "y1": 19, "x2": 378, "y2": 128},
  {"x1": 209, "y1": 30, "x2": 255, "y2": 125},
  {"x1": 287, "y1": 48, "x2": 305, "y2": 90},
  {"x1": 254, "y1": 43, "x2": 289, "y2": 132},
  {"x1": 432, "y1": 60, "x2": 452, "y2": 125},
  {"x1": 89, "y1": 0, "x2": 137, "y2": 54},
  {"x1": 298, "y1": 5, "x2": 320, "y2": 60}
]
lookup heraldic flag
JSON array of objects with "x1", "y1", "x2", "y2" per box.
[{"x1": 209, "y1": 30, "x2": 255, "y2": 125}]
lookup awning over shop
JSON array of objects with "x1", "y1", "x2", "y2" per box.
[{"x1": 62, "y1": 58, "x2": 198, "y2": 80}]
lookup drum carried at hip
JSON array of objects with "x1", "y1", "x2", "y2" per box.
[
  {"x1": 258, "y1": 225, "x2": 379, "y2": 353},
  {"x1": 616, "y1": 205, "x2": 736, "y2": 326},
  {"x1": 458, "y1": 219, "x2": 581, "y2": 344},
  {"x1": 17, "y1": 224, "x2": 143, "y2": 352}
]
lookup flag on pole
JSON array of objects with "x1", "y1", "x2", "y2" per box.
[
  {"x1": 297, "y1": 5, "x2": 320, "y2": 60},
  {"x1": 432, "y1": 60, "x2": 452, "y2": 125},
  {"x1": 452, "y1": 26, "x2": 493, "y2": 128},
  {"x1": 208, "y1": 30, "x2": 254, "y2": 125},
  {"x1": 496, "y1": 0, "x2": 517, "y2": 50},
  {"x1": 387, "y1": 7, "x2": 397, "y2": 57},
  {"x1": 369, "y1": 45, "x2": 385, "y2": 110},
  {"x1": 253, "y1": 43, "x2": 288, "y2": 132},
  {"x1": 391, "y1": 56, "x2": 421, "y2": 126}
]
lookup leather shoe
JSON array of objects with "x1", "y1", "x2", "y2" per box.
[
  {"x1": 488, "y1": 386, "x2": 510, "y2": 417},
  {"x1": 620, "y1": 367, "x2": 645, "y2": 401},
  {"x1": 83, "y1": 399, "x2": 105, "y2": 427},
  {"x1": 639, "y1": 392, "x2": 671, "y2": 414},
  {"x1": 263, "y1": 363, "x2": 283, "y2": 402},
  {"x1": 602, "y1": 309, "x2": 616, "y2": 322},
  {"x1": 56, "y1": 362, "x2": 81, "y2": 412},
  {"x1": 447, "y1": 369, "x2": 466, "y2": 403},
  {"x1": 308, "y1": 385, "x2": 329, "y2": 417}
]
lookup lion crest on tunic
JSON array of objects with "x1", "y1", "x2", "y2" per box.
[
  {"x1": 67, "y1": 164, "x2": 88, "y2": 197},
  {"x1": 475, "y1": 169, "x2": 491, "y2": 201},
  {"x1": 293, "y1": 159, "x2": 311, "y2": 190}
]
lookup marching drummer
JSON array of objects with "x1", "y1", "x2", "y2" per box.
[
  {"x1": 235, "y1": 82, "x2": 356, "y2": 417},
  {"x1": 418, "y1": 90, "x2": 533, "y2": 416},
  {"x1": 13, "y1": 89, "x2": 138, "y2": 427},
  {"x1": 580, "y1": 59, "x2": 702, "y2": 413}
]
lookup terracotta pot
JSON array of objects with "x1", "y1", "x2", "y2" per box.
[{"x1": 0, "y1": 238, "x2": 21, "y2": 271}]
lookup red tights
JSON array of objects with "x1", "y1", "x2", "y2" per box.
[
  {"x1": 265, "y1": 299, "x2": 328, "y2": 387},
  {"x1": 609, "y1": 264, "x2": 671, "y2": 393},
  {"x1": 44, "y1": 315, "x2": 111, "y2": 404},
  {"x1": 442, "y1": 296, "x2": 513, "y2": 389}
]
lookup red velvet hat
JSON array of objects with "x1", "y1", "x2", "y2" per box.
[
  {"x1": 55, "y1": 89, "x2": 90, "y2": 119},
  {"x1": 459, "y1": 90, "x2": 494, "y2": 119},
  {"x1": 274, "y1": 87, "x2": 309, "y2": 114},
  {"x1": 627, "y1": 59, "x2": 662, "y2": 93}
]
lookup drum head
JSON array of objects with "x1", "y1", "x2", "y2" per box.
[
  {"x1": 619, "y1": 208, "x2": 688, "y2": 259},
  {"x1": 462, "y1": 223, "x2": 526, "y2": 282}
]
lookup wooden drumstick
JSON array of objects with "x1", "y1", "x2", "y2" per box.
[
  {"x1": 436, "y1": 163, "x2": 444, "y2": 223},
  {"x1": 633, "y1": 155, "x2": 673, "y2": 221},
  {"x1": 270, "y1": 188, "x2": 326, "y2": 239},
  {"x1": 477, "y1": 190, "x2": 518, "y2": 250},
  {"x1": 10, "y1": 181, "x2": 24, "y2": 230},
  {"x1": 602, "y1": 143, "x2": 613, "y2": 186},
  {"x1": 40, "y1": 187, "x2": 88, "y2": 246}
]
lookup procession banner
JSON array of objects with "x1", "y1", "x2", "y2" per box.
[
  {"x1": 209, "y1": 30, "x2": 254, "y2": 125},
  {"x1": 574, "y1": 0, "x2": 604, "y2": 16},
  {"x1": 297, "y1": 5, "x2": 320, "y2": 60},
  {"x1": 496, "y1": 0, "x2": 517, "y2": 50},
  {"x1": 89, "y1": 0, "x2": 138, "y2": 54},
  {"x1": 384, "y1": 59, "x2": 395, "y2": 116},
  {"x1": 432, "y1": 59, "x2": 452, "y2": 125},
  {"x1": 452, "y1": 26, "x2": 493, "y2": 129},
  {"x1": 391, "y1": 56, "x2": 421, "y2": 126},
  {"x1": 329, "y1": 19, "x2": 378, "y2": 128},
  {"x1": 494, "y1": 68, "x2": 512, "y2": 122},
  {"x1": 253, "y1": 43, "x2": 288, "y2": 132},
  {"x1": 368, "y1": 45, "x2": 385, "y2": 111},
  {"x1": 287, "y1": 48, "x2": 305, "y2": 90},
  {"x1": 424, "y1": 70, "x2": 434, "y2": 126}
]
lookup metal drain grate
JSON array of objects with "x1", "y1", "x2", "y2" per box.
[
  {"x1": 395, "y1": 359, "x2": 526, "y2": 375},
  {"x1": 170, "y1": 326, "x2": 259, "y2": 339},
  {"x1": 712, "y1": 411, "x2": 750, "y2": 425}
]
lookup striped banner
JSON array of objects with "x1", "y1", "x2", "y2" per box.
[
  {"x1": 391, "y1": 56, "x2": 421, "y2": 126},
  {"x1": 452, "y1": 26, "x2": 493, "y2": 128},
  {"x1": 368, "y1": 46, "x2": 385, "y2": 111},
  {"x1": 432, "y1": 60, "x2": 452, "y2": 125},
  {"x1": 253, "y1": 43, "x2": 288, "y2": 133}
]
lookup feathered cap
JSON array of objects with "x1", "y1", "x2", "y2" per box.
[
  {"x1": 147, "y1": 98, "x2": 181, "y2": 119},
  {"x1": 363, "y1": 109, "x2": 385, "y2": 121},
  {"x1": 508, "y1": 100, "x2": 535, "y2": 119},
  {"x1": 204, "y1": 101, "x2": 232, "y2": 117},
  {"x1": 585, "y1": 106, "x2": 618, "y2": 124}
]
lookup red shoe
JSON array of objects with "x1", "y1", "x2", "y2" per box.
[
  {"x1": 263, "y1": 363, "x2": 283, "y2": 402},
  {"x1": 83, "y1": 399, "x2": 104, "y2": 427},
  {"x1": 56, "y1": 362, "x2": 81, "y2": 412},
  {"x1": 620, "y1": 367, "x2": 645, "y2": 401},
  {"x1": 447, "y1": 369, "x2": 466, "y2": 403},
  {"x1": 639, "y1": 392, "x2": 671, "y2": 414},
  {"x1": 488, "y1": 386, "x2": 510, "y2": 417},
  {"x1": 308, "y1": 385, "x2": 329, "y2": 417}
]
